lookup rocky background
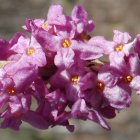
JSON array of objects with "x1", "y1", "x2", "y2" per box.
[{"x1": 0, "y1": 0, "x2": 140, "y2": 140}]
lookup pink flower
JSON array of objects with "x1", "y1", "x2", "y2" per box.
[
  {"x1": 101, "y1": 30, "x2": 132, "y2": 69},
  {"x1": 97, "y1": 65, "x2": 131, "y2": 109},
  {"x1": 119, "y1": 55, "x2": 140, "y2": 95},
  {"x1": 10, "y1": 35, "x2": 47, "y2": 67}
]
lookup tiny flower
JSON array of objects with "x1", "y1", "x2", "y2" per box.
[
  {"x1": 97, "y1": 65, "x2": 132, "y2": 109},
  {"x1": 101, "y1": 30, "x2": 132, "y2": 69},
  {"x1": 23, "y1": 4, "x2": 67, "y2": 35},
  {"x1": 10, "y1": 35, "x2": 47, "y2": 67},
  {"x1": 123, "y1": 55, "x2": 140, "y2": 95}
]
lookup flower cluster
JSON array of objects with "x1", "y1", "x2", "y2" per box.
[{"x1": 0, "y1": 4, "x2": 140, "y2": 132}]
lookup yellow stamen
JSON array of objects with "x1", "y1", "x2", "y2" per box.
[
  {"x1": 115, "y1": 44, "x2": 124, "y2": 51},
  {"x1": 26, "y1": 47, "x2": 35, "y2": 55},
  {"x1": 61, "y1": 39, "x2": 71, "y2": 48},
  {"x1": 41, "y1": 23, "x2": 48, "y2": 29},
  {"x1": 6, "y1": 88, "x2": 16, "y2": 95},
  {"x1": 96, "y1": 81, "x2": 104, "y2": 91},
  {"x1": 71, "y1": 75, "x2": 79, "y2": 85},
  {"x1": 123, "y1": 75, "x2": 133, "y2": 83}
]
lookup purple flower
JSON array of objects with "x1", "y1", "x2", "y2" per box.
[
  {"x1": 3, "y1": 60, "x2": 37, "y2": 92},
  {"x1": 123, "y1": 55, "x2": 140, "y2": 95},
  {"x1": 0, "y1": 61, "x2": 36, "y2": 121},
  {"x1": 32, "y1": 27, "x2": 103, "y2": 68},
  {"x1": 97, "y1": 65, "x2": 132, "y2": 109},
  {"x1": 101, "y1": 30, "x2": 132, "y2": 69},
  {"x1": 49, "y1": 59, "x2": 93, "y2": 102},
  {"x1": 30, "y1": 27, "x2": 76, "y2": 68},
  {"x1": 34, "y1": 89, "x2": 74, "y2": 131},
  {"x1": 23, "y1": 4, "x2": 66, "y2": 33},
  {"x1": 23, "y1": 4, "x2": 70, "y2": 38},
  {"x1": 10, "y1": 35, "x2": 47, "y2": 67},
  {"x1": 0, "y1": 88, "x2": 32, "y2": 130},
  {"x1": 24, "y1": 5, "x2": 94, "y2": 39}
]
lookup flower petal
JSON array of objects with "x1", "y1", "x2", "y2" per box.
[
  {"x1": 103, "y1": 85, "x2": 131, "y2": 109},
  {"x1": 88, "y1": 110, "x2": 110, "y2": 130},
  {"x1": 72, "y1": 99, "x2": 88, "y2": 119},
  {"x1": 22, "y1": 110, "x2": 49, "y2": 129},
  {"x1": 113, "y1": 30, "x2": 131, "y2": 44}
]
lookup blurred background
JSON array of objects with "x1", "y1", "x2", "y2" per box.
[{"x1": 0, "y1": 0, "x2": 140, "y2": 140}]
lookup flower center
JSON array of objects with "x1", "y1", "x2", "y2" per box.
[
  {"x1": 96, "y1": 81, "x2": 104, "y2": 91},
  {"x1": 71, "y1": 75, "x2": 79, "y2": 85},
  {"x1": 26, "y1": 47, "x2": 35, "y2": 55},
  {"x1": 115, "y1": 44, "x2": 124, "y2": 51},
  {"x1": 6, "y1": 88, "x2": 16, "y2": 95},
  {"x1": 123, "y1": 75, "x2": 133, "y2": 83},
  {"x1": 41, "y1": 23, "x2": 48, "y2": 29},
  {"x1": 61, "y1": 39, "x2": 71, "y2": 48}
]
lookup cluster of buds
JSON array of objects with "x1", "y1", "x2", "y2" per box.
[{"x1": 0, "y1": 4, "x2": 140, "y2": 132}]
